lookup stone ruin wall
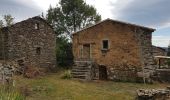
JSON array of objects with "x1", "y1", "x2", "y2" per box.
[
  {"x1": 0, "y1": 61, "x2": 18, "y2": 84},
  {"x1": 137, "y1": 87, "x2": 170, "y2": 100},
  {"x1": 2, "y1": 17, "x2": 56, "y2": 68},
  {"x1": 152, "y1": 46, "x2": 167, "y2": 57},
  {"x1": 107, "y1": 28, "x2": 154, "y2": 81}
]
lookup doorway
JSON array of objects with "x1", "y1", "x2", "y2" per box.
[
  {"x1": 99, "y1": 65, "x2": 108, "y2": 80},
  {"x1": 83, "y1": 44, "x2": 90, "y2": 59}
]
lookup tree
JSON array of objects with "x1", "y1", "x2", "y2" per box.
[
  {"x1": 3, "y1": 14, "x2": 14, "y2": 26},
  {"x1": 0, "y1": 14, "x2": 14, "y2": 27},
  {"x1": 46, "y1": 0, "x2": 101, "y2": 37},
  {"x1": 0, "y1": 20, "x2": 3, "y2": 28},
  {"x1": 56, "y1": 36, "x2": 73, "y2": 66},
  {"x1": 0, "y1": 14, "x2": 14, "y2": 60},
  {"x1": 168, "y1": 41, "x2": 170, "y2": 56},
  {"x1": 45, "y1": 0, "x2": 101, "y2": 66}
]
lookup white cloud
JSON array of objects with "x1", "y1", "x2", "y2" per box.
[
  {"x1": 86, "y1": 0, "x2": 117, "y2": 19},
  {"x1": 152, "y1": 35, "x2": 170, "y2": 47},
  {"x1": 1, "y1": 0, "x2": 169, "y2": 47},
  {"x1": 33, "y1": 0, "x2": 117, "y2": 19},
  {"x1": 32, "y1": 0, "x2": 59, "y2": 11}
]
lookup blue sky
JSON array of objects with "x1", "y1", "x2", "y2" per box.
[{"x1": 0, "y1": 0, "x2": 169, "y2": 47}]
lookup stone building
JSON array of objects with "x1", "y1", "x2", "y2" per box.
[
  {"x1": 72, "y1": 19, "x2": 155, "y2": 81},
  {"x1": 0, "y1": 16, "x2": 56, "y2": 68},
  {"x1": 152, "y1": 46, "x2": 167, "y2": 56}
]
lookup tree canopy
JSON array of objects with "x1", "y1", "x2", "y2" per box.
[
  {"x1": 0, "y1": 14, "x2": 14, "y2": 27},
  {"x1": 46, "y1": 0, "x2": 101, "y2": 37}
]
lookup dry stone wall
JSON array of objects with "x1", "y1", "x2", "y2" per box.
[
  {"x1": 137, "y1": 87, "x2": 170, "y2": 100},
  {"x1": 0, "y1": 16, "x2": 56, "y2": 69},
  {"x1": 0, "y1": 61, "x2": 17, "y2": 84}
]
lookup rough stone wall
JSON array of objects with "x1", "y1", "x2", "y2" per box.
[
  {"x1": 152, "y1": 46, "x2": 167, "y2": 56},
  {"x1": 137, "y1": 88, "x2": 170, "y2": 100},
  {"x1": 73, "y1": 20, "x2": 154, "y2": 81},
  {"x1": 134, "y1": 29, "x2": 155, "y2": 74},
  {"x1": 1, "y1": 17, "x2": 56, "y2": 68},
  {"x1": 0, "y1": 61, "x2": 17, "y2": 84}
]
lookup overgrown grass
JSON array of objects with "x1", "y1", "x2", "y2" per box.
[
  {"x1": 0, "y1": 85, "x2": 25, "y2": 100},
  {"x1": 7, "y1": 70, "x2": 170, "y2": 100}
]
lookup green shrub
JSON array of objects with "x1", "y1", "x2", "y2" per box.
[
  {"x1": 61, "y1": 70, "x2": 72, "y2": 79},
  {"x1": 0, "y1": 86, "x2": 25, "y2": 100}
]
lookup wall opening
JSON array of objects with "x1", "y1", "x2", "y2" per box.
[
  {"x1": 36, "y1": 47, "x2": 41, "y2": 55},
  {"x1": 35, "y1": 23, "x2": 39, "y2": 30},
  {"x1": 99, "y1": 65, "x2": 108, "y2": 80},
  {"x1": 102, "y1": 40, "x2": 109, "y2": 50},
  {"x1": 83, "y1": 44, "x2": 90, "y2": 59}
]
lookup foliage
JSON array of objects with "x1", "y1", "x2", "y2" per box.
[
  {"x1": 61, "y1": 70, "x2": 72, "y2": 79},
  {"x1": 56, "y1": 36, "x2": 73, "y2": 67},
  {"x1": 0, "y1": 14, "x2": 14, "y2": 61},
  {"x1": 46, "y1": 0, "x2": 101, "y2": 37},
  {"x1": 45, "y1": 0, "x2": 101, "y2": 66},
  {"x1": 0, "y1": 85, "x2": 25, "y2": 100},
  {"x1": 0, "y1": 14, "x2": 14, "y2": 27},
  {"x1": 0, "y1": 20, "x2": 3, "y2": 28}
]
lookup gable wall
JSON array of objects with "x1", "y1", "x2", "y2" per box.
[
  {"x1": 152, "y1": 46, "x2": 167, "y2": 56},
  {"x1": 73, "y1": 20, "x2": 154, "y2": 81},
  {"x1": 7, "y1": 18, "x2": 56, "y2": 68},
  {"x1": 73, "y1": 21, "x2": 142, "y2": 66}
]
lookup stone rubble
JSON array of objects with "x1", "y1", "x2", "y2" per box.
[
  {"x1": 0, "y1": 61, "x2": 17, "y2": 84},
  {"x1": 137, "y1": 87, "x2": 170, "y2": 100}
]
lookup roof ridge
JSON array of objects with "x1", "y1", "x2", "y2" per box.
[{"x1": 73, "y1": 18, "x2": 156, "y2": 35}]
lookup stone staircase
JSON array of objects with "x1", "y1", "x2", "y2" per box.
[{"x1": 71, "y1": 61, "x2": 93, "y2": 80}]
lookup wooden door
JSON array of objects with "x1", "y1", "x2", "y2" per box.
[{"x1": 83, "y1": 44, "x2": 90, "y2": 59}]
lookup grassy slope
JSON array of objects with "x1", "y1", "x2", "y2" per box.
[{"x1": 14, "y1": 70, "x2": 169, "y2": 100}]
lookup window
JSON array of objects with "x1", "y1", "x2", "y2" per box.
[
  {"x1": 36, "y1": 47, "x2": 41, "y2": 55},
  {"x1": 102, "y1": 40, "x2": 109, "y2": 50},
  {"x1": 35, "y1": 23, "x2": 39, "y2": 30}
]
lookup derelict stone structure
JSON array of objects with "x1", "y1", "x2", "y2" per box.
[
  {"x1": 72, "y1": 19, "x2": 155, "y2": 81},
  {"x1": 0, "y1": 16, "x2": 56, "y2": 68},
  {"x1": 152, "y1": 46, "x2": 167, "y2": 56}
]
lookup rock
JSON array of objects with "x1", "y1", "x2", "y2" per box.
[
  {"x1": 0, "y1": 61, "x2": 18, "y2": 84},
  {"x1": 137, "y1": 88, "x2": 170, "y2": 100}
]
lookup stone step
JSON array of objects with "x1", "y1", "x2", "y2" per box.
[
  {"x1": 72, "y1": 67, "x2": 90, "y2": 70},
  {"x1": 73, "y1": 64, "x2": 88, "y2": 67},
  {"x1": 72, "y1": 69, "x2": 89, "y2": 73},
  {"x1": 71, "y1": 72, "x2": 87, "y2": 75},
  {"x1": 72, "y1": 75, "x2": 86, "y2": 79}
]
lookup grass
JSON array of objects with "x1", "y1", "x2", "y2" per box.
[
  {"x1": 0, "y1": 85, "x2": 25, "y2": 100},
  {"x1": 5, "y1": 70, "x2": 170, "y2": 100}
]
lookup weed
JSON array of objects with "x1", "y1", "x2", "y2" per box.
[{"x1": 61, "y1": 70, "x2": 72, "y2": 79}]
